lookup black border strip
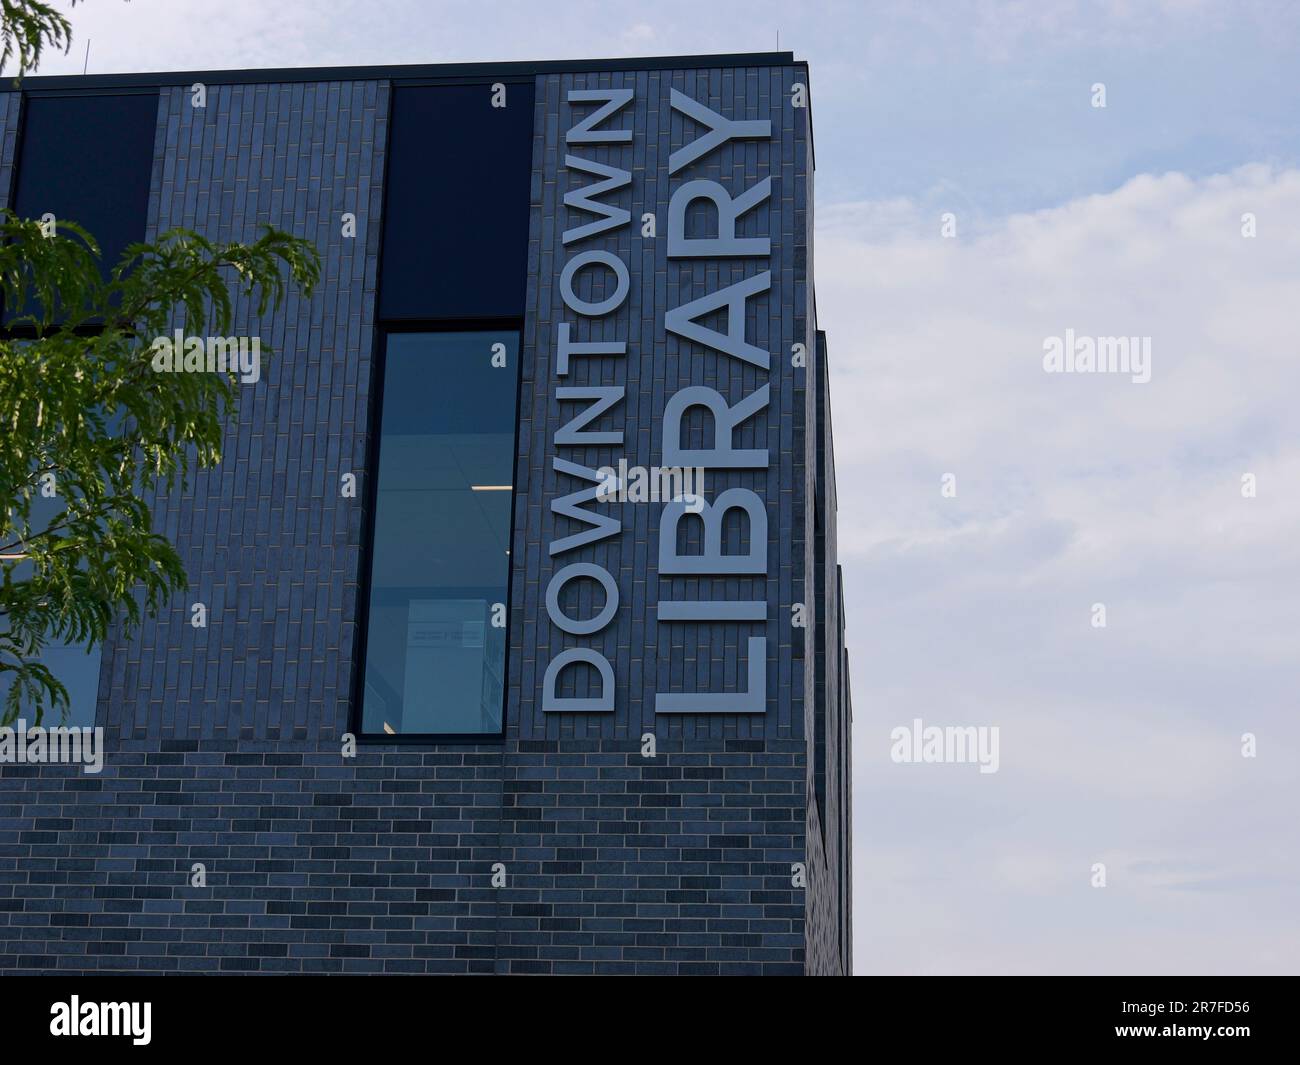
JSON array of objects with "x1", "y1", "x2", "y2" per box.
[{"x1": 12, "y1": 51, "x2": 801, "y2": 91}]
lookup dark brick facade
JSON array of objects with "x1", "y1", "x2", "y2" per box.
[{"x1": 0, "y1": 54, "x2": 850, "y2": 975}]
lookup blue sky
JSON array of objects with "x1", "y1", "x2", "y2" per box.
[
  {"x1": 808, "y1": 1, "x2": 1300, "y2": 212},
  {"x1": 34, "y1": 0, "x2": 1300, "y2": 973}
]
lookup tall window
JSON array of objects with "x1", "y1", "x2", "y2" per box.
[
  {"x1": 0, "y1": 91, "x2": 155, "y2": 722},
  {"x1": 358, "y1": 331, "x2": 520, "y2": 737}
]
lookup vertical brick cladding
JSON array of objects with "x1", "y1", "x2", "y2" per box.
[
  {"x1": 495, "y1": 63, "x2": 822, "y2": 973},
  {"x1": 805, "y1": 332, "x2": 851, "y2": 975},
  {"x1": 123, "y1": 81, "x2": 385, "y2": 735},
  {"x1": 0, "y1": 91, "x2": 19, "y2": 208}
]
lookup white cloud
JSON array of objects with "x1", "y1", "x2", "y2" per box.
[{"x1": 822, "y1": 165, "x2": 1300, "y2": 973}]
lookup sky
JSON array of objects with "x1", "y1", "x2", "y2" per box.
[{"x1": 32, "y1": 0, "x2": 1300, "y2": 974}]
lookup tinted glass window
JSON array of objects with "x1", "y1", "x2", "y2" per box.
[
  {"x1": 359, "y1": 331, "x2": 519, "y2": 735},
  {"x1": 10, "y1": 92, "x2": 157, "y2": 321},
  {"x1": 2, "y1": 92, "x2": 155, "y2": 716},
  {"x1": 0, "y1": 492, "x2": 101, "y2": 727},
  {"x1": 379, "y1": 84, "x2": 534, "y2": 321}
]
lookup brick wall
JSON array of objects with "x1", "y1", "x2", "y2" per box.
[{"x1": 0, "y1": 58, "x2": 848, "y2": 974}]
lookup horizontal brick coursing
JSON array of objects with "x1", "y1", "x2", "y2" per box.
[{"x1": 0, "y1": 739, "x2": 802, "y2": 973}]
